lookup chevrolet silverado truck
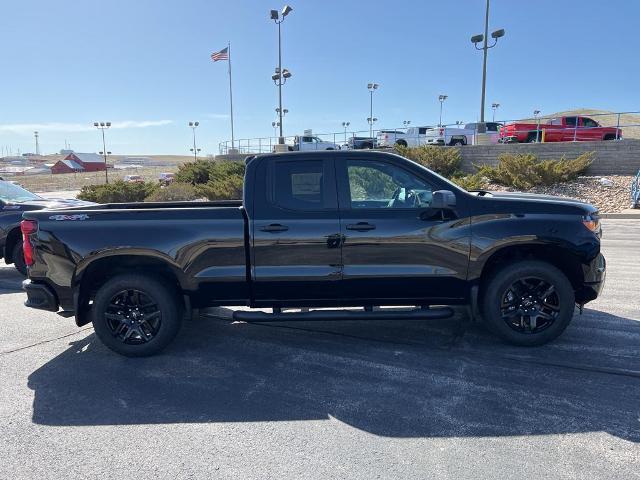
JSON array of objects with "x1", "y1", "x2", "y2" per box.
[
  {"x1": 22, "y1": 151, "x2": 605, "y2": 356},
  {"x1": 500, "y1": 115, "x2": 622, "y2": 143},
  {"x1": 0, "y1": 180, "x2": 94, "y2": 275}
]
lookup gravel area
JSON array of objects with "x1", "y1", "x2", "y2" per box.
[{"x1": 488, "y1": 175, "x2": 635, "y2": 213}]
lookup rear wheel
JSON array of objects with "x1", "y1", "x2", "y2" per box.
[
  {"x1": 481, "y1": 260, "x2": 575, "y2": 346},
  {"x1": 527, "y1": 132, "x2": 540, "y2": 143},
  {"x1": 395, "y1": 139, "x2": 407, "y2": 147},
  {"x1": 450, "y1": 138, "x2": 466, "y2": 146},
  {"x1": 12, "y1": 242, "x2": 26, "y2": 276},
  {"x1": 92, "y1": 274, "x2": 182, "y2": 357}
]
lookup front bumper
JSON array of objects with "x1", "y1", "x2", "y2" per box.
[
  {"x1": 576, "y1": 253, "x2": 606, "y2": 304},
  {"x1": 23, "y1": 279, "x2": 59, "y2": 312}
]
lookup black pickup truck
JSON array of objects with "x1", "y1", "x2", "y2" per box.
[
  {"x1": 0, "y1": 180, "x2": 94, "y2": 275},
  {"x1": 22, "y1": 151, "x2": 605, "y2": 356}
]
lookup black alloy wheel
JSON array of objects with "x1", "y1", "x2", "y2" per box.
[
  {"x1": 92, "y1": 274, "x2": 182, "y2": 356},
  {"x1": 500, "y1": 276, "x2": 560, "y2": 334},
  {"x1": 105, "y1": 289, "x2": 162, "y2": 345}
]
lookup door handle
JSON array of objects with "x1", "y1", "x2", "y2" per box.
[
  {"x1": 346, "y1": 222, "x2": 376, "y2": 231},
  {"x1": 260, "y1": 223, "x2": 289, "y2": 233}
]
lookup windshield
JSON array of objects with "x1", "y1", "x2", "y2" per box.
[{"x1": 0, "y1": 181, "x2": 42, "y2": 203}]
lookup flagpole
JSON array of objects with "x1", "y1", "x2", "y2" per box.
[{"x1": 227, "y1": 41, "x2": 235, "y2": 151}]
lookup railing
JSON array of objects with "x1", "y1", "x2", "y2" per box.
[{"x1": 218, "y1": 110, "x2": 640, "y2": 155}]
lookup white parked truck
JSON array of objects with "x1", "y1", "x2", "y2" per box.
[{"x1": 290, "y1": 132, "x2": 339, "y2": 151}]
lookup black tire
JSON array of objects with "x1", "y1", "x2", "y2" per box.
[
  {"x1": 481, "y1": 260, "x2": 575, "y2": 346},
  {"x1": 450, "y1": 138, "x2": 466, "y2": 146},
  {"x1": 92, "y1": 274, "x2": 182, "y2": 357},
  {"x1": 603, "y1": 134, "x2": 616, "y2": 141},
  {"x1": 395, "y1": 140, "x2": 408, "y2": 147},
  {"x1": 527, "y1": 133, "x2": 540, "y2": 143},
  {"x1": 12, "y1": 242, "x2": 27, "y2": 276}
]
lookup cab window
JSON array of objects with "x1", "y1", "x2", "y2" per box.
[
  {"x1": 582, "y1": 118, "x2": 598, "y2": 128},
  {"x1": 346, "y1": 160, "x2": 433, "y2": 209}
]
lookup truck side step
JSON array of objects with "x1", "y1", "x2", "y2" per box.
[{"x1": 232, "y1": 306, "x2": 454, "y2": 322}]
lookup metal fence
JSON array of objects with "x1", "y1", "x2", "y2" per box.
[{"x1": 217, "y1": 110, "x2": 640, "y2": 155}]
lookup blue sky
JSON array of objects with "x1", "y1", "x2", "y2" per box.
[{"x1": 1, "y1": 0, "x2": 638, "y2": 155}]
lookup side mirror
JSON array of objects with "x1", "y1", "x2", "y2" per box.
[{"x1": 431, "y1": 190, "x2": 456, "y2": 209}]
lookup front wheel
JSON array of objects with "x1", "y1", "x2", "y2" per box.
[
  {"x1": 92, "y1": 274, "x2": 182, "y2": 357},
  {"x1": 481, "y1": 260, "x2": 575, "y2": 346}
]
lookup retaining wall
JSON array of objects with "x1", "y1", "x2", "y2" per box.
[{"x1": 458, "y1": 139, "x2": 640, "y2": 176}]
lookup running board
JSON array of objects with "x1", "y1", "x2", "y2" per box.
[{"x1": 232, "y1": 306, "x2": 454, "y2": 322}]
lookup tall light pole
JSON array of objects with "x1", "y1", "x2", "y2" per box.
[
  {"x1": 34, "y1": 131, "x2": 40, "y2": 156},
  {"x1": 342, "y1": 121, "x2": 350, "y2": 142},
  {"x1": 271, "y1": 5, "x2": 293, "y2": 146},
  {"x1": 438, "y1": 95, "x2": 448, "y2": 127},
  {"x1": 188, "y1": 121, "x2": 200, "y2": 161},
  {"x1": 367, "y1": 82, "x2": 379, "y2": 138},
  {"x1": 93, "y1": 122, "x2": 111, "y2": 184},
  {"x1": 491, "y1": 102, "x2": 500, "y2": 122},
  {"x1": 471, "y1": 0, "x2": 505, "y2": 131},
  {"x1": 533, "y1": 110, "x2": 541, "y2": 142}
]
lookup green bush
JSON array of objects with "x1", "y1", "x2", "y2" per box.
[
  {"x1": 78, "y1": 180, "x2": 157, "y2": 203},
  {"x1": 395, "y1": 145, "x2": 462, "y2": 178},
  {"x1": 475, "y1": 152, "x2": 594, "y2": 189},
  {"x1": 144, "y1": 182, "x2": 199, "y2": 202},
  {"x1": 175, "y1": 159, "x2": 245, "y2": 185},
  {"x1": 450, "y1": 173, "x2": 487, "y2": 191},
  {"x1": 174, "y1": 159, "x2": 246, "y2": 200},
  {"x1": 196, "y1": 175, "x2": 244, "y2": 200}
]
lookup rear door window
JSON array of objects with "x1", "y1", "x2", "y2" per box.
[{"x1": 271, "y1": 160, "x2": 327, "y2": 210}]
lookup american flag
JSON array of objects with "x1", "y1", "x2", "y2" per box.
[{"x1": 211, "y1": 47, "x2": 229, "y2": 62}]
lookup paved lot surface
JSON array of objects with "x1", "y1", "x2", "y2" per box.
[{"x1": 0, "y1": 220, "x2": 638, "y2": 479}]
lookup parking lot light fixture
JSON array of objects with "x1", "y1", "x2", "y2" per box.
[
  {"x1": 438, "y1": 95, "x2": 448, "y2": 127},
  {"x1": 403, "y1": 120, "x2": 411, "y2": 128},
  {"x1": 533, "y1": 110, "x2": 541, "y2": 142},
  {"x1": 94, "y1": 121, "x2": 111, "y2": 184},
  {"x1": 367, "y1": 83, "x2": 379, "y2": 138},
  {"x1": 471, "y1": 0, "x2": 505, "y2": 129},
  {"x1": 491, "y1": 102, "x2": 500, "y2": 121},
  {"x1": 188, "y1": 122, "x2": 200, "y2": 161},
  {"x1": 271, "y1": 5, "x2": 293, "y2": 145},
  {"x1": 342, "y1": 121, "x2": 350, "y2": 142}
]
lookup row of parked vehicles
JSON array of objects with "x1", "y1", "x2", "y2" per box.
[{"x1": 288, "y1": 115, "x2": 623, "y2": 151}]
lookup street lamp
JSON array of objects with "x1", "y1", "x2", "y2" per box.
[
  {"x1": 403, "y1": 120, "x2": 411, "y2": 128},
  {"x1": 367, "y1": 82, "x2": 379, "y2": 138},
  {"x1": 342, "y1": 121, "x2": 350, "y2": 142},
  {"x1": 438, "y1": 94, "x2": 448, "y2": 127},
  {"x1": 93, "y1": 122, "x2": 111, "y2": 184},
  {"x1": 271, "y1": 5, "x2": 293, "y2": 145},
  {"x1": 471, "y1": 0, "x2": 505, "y2": 131},
  {"x1": 271, "y1": 121, "x2": 280, "y2": 138},
  {"x1": 491, "y1": 102, "x2": 500, "y2": 122},
  {"x1": 188, "y1": 121, "x2": 200, "y2": 161},
  {"x1": 34, "y1": 131, "x2": 40, "y2": 156}
]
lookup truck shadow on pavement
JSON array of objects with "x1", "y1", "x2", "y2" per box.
[{"x1": 27, "y1": 307, "x2": 640, "y2": 441}]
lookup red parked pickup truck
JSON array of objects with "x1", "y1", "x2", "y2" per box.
[{"x1": 500, "y1": 116, "x2": 622, "y2": 143}]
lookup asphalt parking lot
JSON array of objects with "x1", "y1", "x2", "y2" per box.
[{"x1": 0, "y1": 219, "x2": 638, "y2": 480}]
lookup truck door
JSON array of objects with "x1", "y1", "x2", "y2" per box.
[
  {"x1": 250, "y1": 156, "x2": 342, "y2": 303},
  {"x1": 335, "y1": 156, "x2": 470, "y2": 303},
  {"x1": 579, "y1": 117, "x2": 600, "y2": 141}
]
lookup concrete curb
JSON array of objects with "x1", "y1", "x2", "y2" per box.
[{"x1": 601, "y1": 210, "x2": 640, "y2": 219}]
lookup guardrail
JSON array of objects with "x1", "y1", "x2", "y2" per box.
[{"x1": 218, "y1": 111, "x2": 640, "y2": 155}]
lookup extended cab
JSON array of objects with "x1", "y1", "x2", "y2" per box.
[
  {"x1": 500, "y1": 116, "x2": 622, "y2": 143},
  {"x1": 22, "y1": 151, "x2": 605, "y2": 356}
]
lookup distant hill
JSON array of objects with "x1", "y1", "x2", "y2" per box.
[{"x1": 518, "y1": 109, "x2": 640, "y2": 139}]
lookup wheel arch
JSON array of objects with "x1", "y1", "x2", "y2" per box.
[
  {"x1": 74, "y1": 254, "x2": 186, "y2": 326},
  {"x1": 477, "y1": 244, "x2": 585, "y2": 305}
]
